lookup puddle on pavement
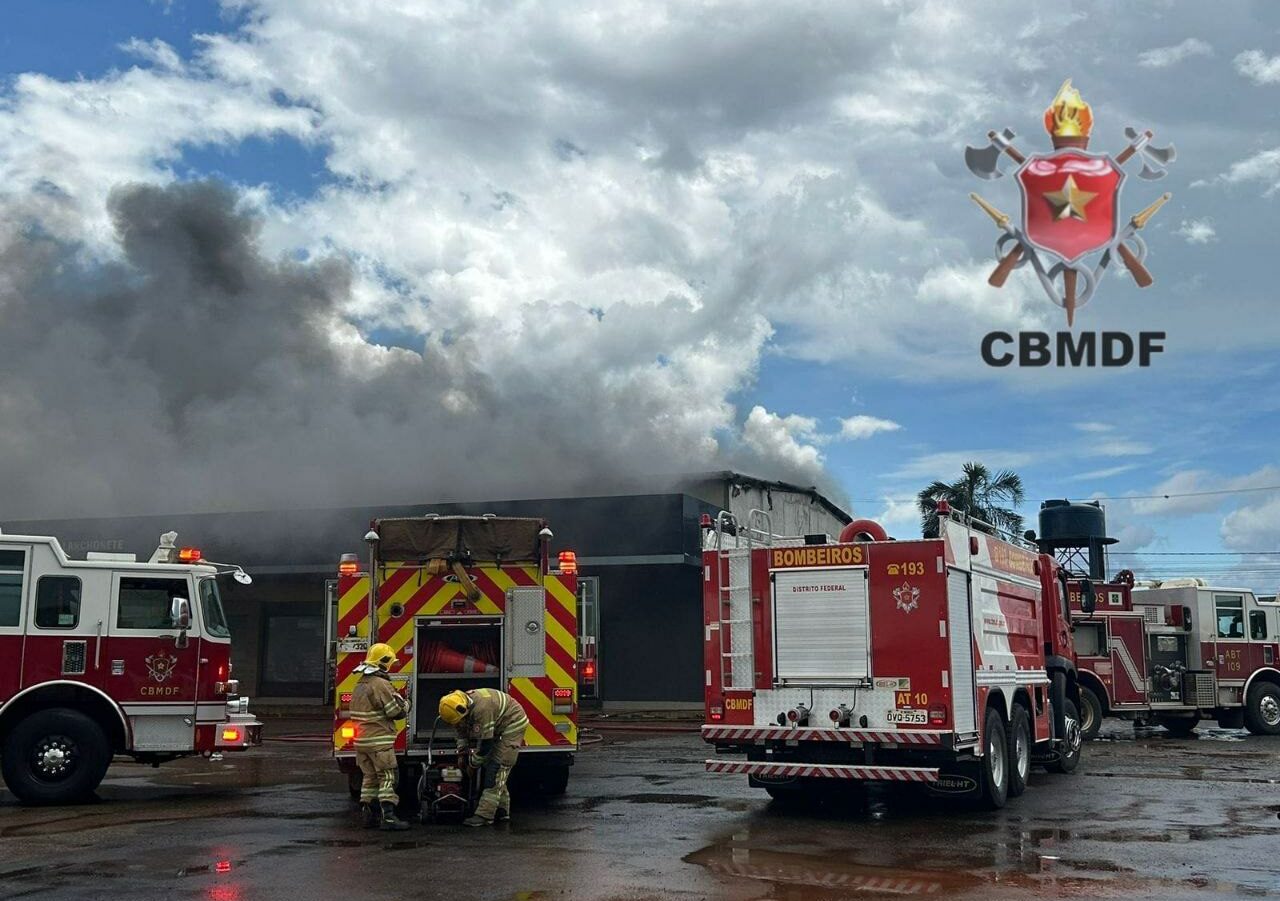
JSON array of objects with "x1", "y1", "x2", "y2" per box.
[{"x1": 685, "y1": 834, "x2": 1280, "y2": 898}]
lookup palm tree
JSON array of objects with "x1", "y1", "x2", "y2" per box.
[{"x1": 917, "y1": 462, "x2": 1025, "y2": 538}]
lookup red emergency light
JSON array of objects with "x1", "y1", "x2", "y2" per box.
[
  {"x1": 178, "y1": 547, "x2": 202, "y2": 562},
  {"x1": 709, "y1": 706, "x2": 724, "y2": 721},
  {"x1": 552, "y1": 688, "x2": 573, "y2": 701},
  {"x1": 700, "y1": 513, "x2": 713, "y2": 528},
  {"x1": 581, "y1": 660, "x2": 596, "y2": 680},
  {"x1": 558, "y1": 550, "x2": 578, "y2": 574}
]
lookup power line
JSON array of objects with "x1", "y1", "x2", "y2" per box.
[
  {"x1": 1111, "y1": 551, "x2": 1280, "y2": 556},
  {"x1": 843, "y1": 485, "x2": 1280, "y2": 505}
]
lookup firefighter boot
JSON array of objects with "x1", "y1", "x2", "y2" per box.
[
  {"x1": 494, "y1": 808, "x2": 509, "y2": 823},
  {"x1": 359, "y1": 802, "x2": 379, "y2": 829},
  {"x1": 379, "y1": 802, "x2": 411, "y2": 832},
  {"x1": 463, "y1": 815, "x2": 492, "y2": 827}
]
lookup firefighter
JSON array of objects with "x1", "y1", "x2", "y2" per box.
[
  {"x1": 349, "y1": 642, "x2": 411, "y2": 831},
  {"x1": 439, "y1": 688, "x2": 529, "y2": 826}
]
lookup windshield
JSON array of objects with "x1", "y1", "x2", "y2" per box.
[{"x1": 199, "y1": 578, "x2": 231, "y2": 639}]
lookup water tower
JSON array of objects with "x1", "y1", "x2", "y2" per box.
[{"x1": 1034, "y1": 499, "x2": 1116, "y2": 580}]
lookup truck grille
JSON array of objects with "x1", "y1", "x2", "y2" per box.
[
  {"x1": 1184, "y1": 672, "x2": 1215, "y2": 708},
  {"x1": 62, "y1": 641, "x2": 87, "y2": 675}
]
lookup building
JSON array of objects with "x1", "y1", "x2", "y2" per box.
[{"x1": 3, "y1": 473, "x2": 849, "y2": 706}]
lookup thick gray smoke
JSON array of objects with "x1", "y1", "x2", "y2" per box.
[{"x1": 0, "y1": 181, "x2": 832, "y2": 518}]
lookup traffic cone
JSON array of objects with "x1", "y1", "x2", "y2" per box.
[{"x1": 424, "y1": 643, "x2": 497, "y2": 674}]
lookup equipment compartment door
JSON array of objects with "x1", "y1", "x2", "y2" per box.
[
  {"x1": 946, "y1": 569, "x2": 977, "y2": 734},
  {"x1": 414, "y1": 616, "x2": 502, "y2": 741},
  {"x1": 506, "y1": 586, "x2": 547, "y2": 679},
  {"x1": 772, "y1": 567, "x2": 869, "y2": 684}
]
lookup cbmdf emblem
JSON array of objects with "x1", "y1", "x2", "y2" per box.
[{"x1": 965, "y1": 80, "x2": 1176, "y2": 325}]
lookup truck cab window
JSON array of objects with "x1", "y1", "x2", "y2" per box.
[
  {"x1": 199, "y1": 578, "x2": 231, "y2": 638},
  {"x1": 35, "y1": 576, "x2": 82, "y2": 629},
  {"x1": 0, "y1": 549, "x2": 25, "y2": 627},
  {"x1": 118, "y1": 577, "x2": 189, "y2": 630},
  {"x1": 1215, "y1": 594, "x2": 1244, "y2": 639},
  {"x1": 1250, "y1": 610, "x2": 1268, "y2": 641}
]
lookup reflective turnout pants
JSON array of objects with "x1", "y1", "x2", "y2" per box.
[
  {"x1": 356, "y1": 748, "x2": 399, "y2": 805},
  {"x1": 473, "y1": 743, "x2": 519, "y2": 820}
]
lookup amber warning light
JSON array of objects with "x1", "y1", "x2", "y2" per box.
[
  {"x1": 178, "y1": 548, "x2": 202, "y2": 562},
  {"x1": 221, "y1": 726, "x2": 242, "y2": 742},
  {"x1": 338, "y1": 553, "x2": 360, "y2": 575},
  {"x1": 558, "y1": 550, "x2": 578, "y2": 575}
]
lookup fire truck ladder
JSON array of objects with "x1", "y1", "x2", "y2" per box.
[{"x1": 714, "y1": 509, "x2": 771, "y2": 692}]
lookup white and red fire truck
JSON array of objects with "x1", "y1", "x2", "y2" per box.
[
  {"x1": 0, "y1": 530, "x2": 260, "y2": 804},
  {"x1": 1069, "y1": 575, "x2": 1280, "y2": 737},
  {"x1": 331, "y1": 515, "x2": 579, "y2": 811},
  {"x1": 701, "y1": 502, "x2": 1087, "y2": 809}
]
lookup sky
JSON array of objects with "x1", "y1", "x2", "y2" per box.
[{"x1": 0, "y1": 1, "x2": 1277, "y2": 590}]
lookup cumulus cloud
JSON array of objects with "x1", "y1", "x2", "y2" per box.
[
  {"x1": 1202, "y1": 148, "x2": 1280, "y2": 196},
  {"x1": 1235, "y1": 50, "x2": 1280, "y2": 84},
  {"x1": 839, "y1": 415, "x2": 901, "y2": 440},
  {"x1": 1222, "y1": 496, "x2": 1280, "y2": 551},
  {"x1": 1138, "y1": 38, "x2": 1213, "y2": 68},
  {"x1": 1176, "y1": 219, "x2": 1217, "y2": 244},
  {"x1": 1128, "y1": 466, "x2": 1280, "y2": 516},
  {"x1": 740, "y1": 406, "x2": 825, "y2": 481}
]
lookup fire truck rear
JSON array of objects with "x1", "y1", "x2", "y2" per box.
[
  {"x1": 0, "y1": 531, "x2": 260, "y2": 805},
  {"x1": 701, "y1": 502, "x2": 1086, "y2": 809},
  {"x1": 332, "y1": 516, "x2": 579, "y2": 810}
]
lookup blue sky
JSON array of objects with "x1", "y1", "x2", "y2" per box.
[{"x1": 0, "y1": 1, "x2": 1277, "y2": 589}]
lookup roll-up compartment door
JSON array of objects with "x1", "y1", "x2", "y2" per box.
[
  {"x1": 947, "y1": 569, "x2": 977, "y2": 734},
  {"x1": 773, "y1": 567, "x2": 869, "y2": 683}
]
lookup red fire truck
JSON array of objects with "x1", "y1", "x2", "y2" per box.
[
  {"x1": 0, "y1": 530, "x2": 260, "y2": 804},
  {"x1": 1070, "y1": 576, "x2": 1280, "y2": 738},
  {"x1": 701, "y1": 502, "x2": 1087, "y2": 809},
  {"x1": 331, "y1": 515, "x2": 579, "y2": 810}
]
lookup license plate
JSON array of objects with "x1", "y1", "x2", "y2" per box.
[{"x1": 886, "y1": 709, "x2": 927, "y2": 724}]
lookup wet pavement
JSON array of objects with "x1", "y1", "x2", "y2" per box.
[{"x1": 1, "y1": 719, "x2": 1279, "y2": 900}]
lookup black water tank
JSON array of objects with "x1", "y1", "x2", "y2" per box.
[{"x1": 1037, "y1": 499, "x2": 1116, "y2": 579}]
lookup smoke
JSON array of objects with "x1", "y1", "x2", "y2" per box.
[{"x1": 0, "y1": 181, "x2": 834, "y2": 518}]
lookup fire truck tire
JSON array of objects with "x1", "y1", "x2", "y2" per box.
[
  {"x1": 347, "y1": 770, "x2": 362, "y2": 800},
  {"x1": 540, "y1": 765, "x2": 570, "y2": 796},
  {"x1": 1078, "y1": 687, "x2": 1104, "y2": 741},
  {"x1": 1006, "y1": 703, "x2": 1031, "y2": 799},
  {"x1": 1048, "y1": 699, "x2": 1083, "y2": 774},
  {"x1": 1244, "y1": 682, "x2": 1280, "y2": 736},
  {"x1": 979, "y1": 711, "x2": 1009, "y2": 810},
  {"x1": 1, "y1": 708, "x2": 111, "y2": 805}
]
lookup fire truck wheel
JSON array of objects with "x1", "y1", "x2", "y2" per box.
[
  {"x1": 1244, "y1": 682, "x2": 1280, "y2": 736},
  {"x1": 1078, "y1": 687, "x2": 1104, "y2": 741},
  {"x1": 1048, "y1": 699, "x2": 1083, "y2": 774},
  {"x1": 979, "y1": 710, "x2": 1009, "y2": 810},
  {"x1": 347, "y1": 770, "x2": 362, "y2": 800},
  {"x1": 1, "y1": 708, "x2": 111, "y2": 805},
  {"x1": 1006, "y1": 704, "x2": 1031, "y2": 799}
]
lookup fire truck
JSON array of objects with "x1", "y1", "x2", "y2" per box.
[
  {"x1": 0, "y1": 530, "x2": 260, "y2": 805},
  {"x1": 331, "y1": 515, "x2": 579, "y2": 807},
  {"x1": 1069, "y1": 577, "x2": 1280, "y2": 738},
  {"x1": 701, "y1": 501, "x2": 1087, "y2": 809}
]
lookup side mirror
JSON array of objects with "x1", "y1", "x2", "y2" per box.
[
  {"x1": 1080, "y1": 580, "x2": 1097, "y2": 616},
  {"x1": 171, "y1": 597, "x2": 192, "y2": 630}
]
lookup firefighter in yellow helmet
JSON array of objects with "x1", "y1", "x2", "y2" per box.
[
  {"x1": 349, "y1": 642, "x2": 411, "y2": 830},
  {"x1": 439, "y1": 687, "x2": 529, "y2": 826}
]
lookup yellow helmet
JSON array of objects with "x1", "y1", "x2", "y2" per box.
[
  {"x1": 439, "y1": 689, "x2": 472, "y2": 725},
  {"x1": 365, "y1": 642, "x2": 397, "y2": 670}
]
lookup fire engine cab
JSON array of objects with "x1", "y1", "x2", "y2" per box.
[
  {"x1": 701, "y1": 502, "x2": 1087, "y2": 810},
  {"x1": 332, "y1": 515, "x2": 579, "y2": 810},
  {"x1": 0, "y1": 530, "x2": 260, "y2": 805}
]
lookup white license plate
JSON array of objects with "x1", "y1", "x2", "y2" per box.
[{"x1": 886, "y1": 709, "x2": 927, "y2": 724}]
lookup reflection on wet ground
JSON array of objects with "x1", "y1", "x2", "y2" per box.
[{"x1": 0, "y1": 720, "x2": 1278, "y2": 899}]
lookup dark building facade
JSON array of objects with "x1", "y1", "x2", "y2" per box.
[{"x1": 3, "y1": 474, "x2": 849, "y2": 706}]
